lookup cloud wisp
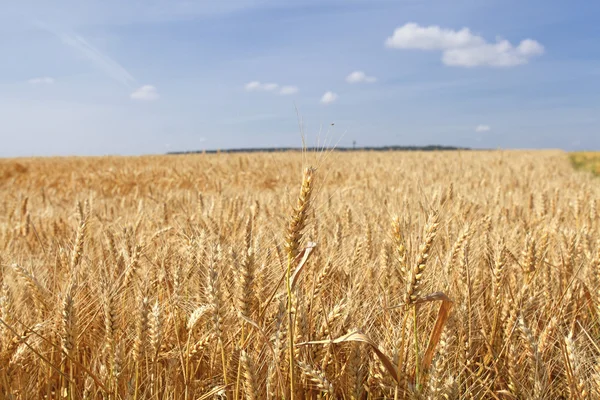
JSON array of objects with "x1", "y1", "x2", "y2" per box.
[
  {"x1": 56, "y1": 31, "x2": 137, "y2": 87},
  {"x1": 41, "y1": 25, "x2": 158, "y2": 100},
  {"x1": 320, "y1": 91, "x2": 338, "y2": 105},
  {"x1": 346, "y1": 71, "x2": 377, "y2": 83},
  {"x1": 61, "y1": 33, "x2": 160, "y2": 100},
  {"x1": 279, "y1": 85, "x2": 299, "y2": 95},
  {"x1": 475, "y1": 124, "x2": 491, "y2": 132},
  {"x1": 245, "y1": 81, "x2": 279, "y2": 91},
  {"x1": 386, "y1": 23, "x2": 544, "y2": 67},
  {"x1": 245, "y1": 81, "x2": 298, "y2": 95},
  {"x1": 130, "y1": 85, "x2": 160, "y2": 101},
  {"x1": 28, "y1": 77, "x2": 55, "y2": 85}
]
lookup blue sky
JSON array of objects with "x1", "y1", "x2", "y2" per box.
[{"x1": 1, "y1": 0, "x2": 599, "y2": 156}]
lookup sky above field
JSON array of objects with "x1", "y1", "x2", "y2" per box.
[{"x1": 1, "y1": 0, "x2": 599, "y2": 156}]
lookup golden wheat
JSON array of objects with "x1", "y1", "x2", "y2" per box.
[{"x1": 0, "y1": 150, "x2": 599, "y2": 398}]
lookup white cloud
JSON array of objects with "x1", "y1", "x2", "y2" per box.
[
  {"x1": 279, "y1": 86, "x2": 299, "y2": 95},
  {"x1": 320, "y1": 91, "x2": 338, "y2": 105},
  {"x1": 518, "y1": 39, "x2": 545, "y2": 56},
  {"x1": 475, "y1": 124, "x2": 491, "y2": 133},
  {"x1": 244, "y1": 81, "x2": 279, "y2": 91},
  {"x1": 443, "y1": 40, "x2": 544, "y2": 67},
  {"x1": 385, "y1": 23, "x2": 544, "y2": 68},
  {"x1": 346, "y1": 71, "x2": 377, "y2": 84},
  {"x1": 28, "y1": 77, "x2": 55, "y2": 85},
  {"x1": 245, "y1": 81, "x2": 261, "y2": 91},
  {"x1": 130, "y1": 85, "x2": 159, "y2": 101},
  {"x1": 246, "y1": 81, "x2": 299, "y2": 95},
  {"x1": 386, "y1": 23, "x2": 483, "y2": 50}
]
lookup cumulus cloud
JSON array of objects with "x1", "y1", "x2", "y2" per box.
[
  {"x1": 475, "y1": 124, "x2": 491, "y2": 133},
  {"x1": 245, "y1": 81, "x2": 279, "y2": 91},
  {"x1": 385, "y1": 23, "x2": 544, "y2": 67},
  {"x1": 443, "y1": 39, "x2": 544, "y2": 67},
  {"x1": 346, "y1": 71, "x2": 377, "y2": 83},
  {"x1": 320, "y1": 91, "x2": 338, "y2": 105},
  {"x1": 130, "y1": 85, "x2": 159, "y2": 101},
  {"x1": 246, "y1": 81, "x2": 299, "y2": 96},
  {"x1": 28, "y1": 77, "x2": 55, "y2": 85},
  {"x1": 386, "y1": 23, "x2": 483, "y2": 50},
  {"x1": 279, "y1": 85, "x2": 299, "y2": 95}
]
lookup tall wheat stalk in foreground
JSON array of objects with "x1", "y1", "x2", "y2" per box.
[{"x1": 284, "y1": 166, "x2": 315, "y2": 399}]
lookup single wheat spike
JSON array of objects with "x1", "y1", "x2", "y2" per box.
[
  {"x1": 365, "y1": 223, "x2": 373, "y2": 259},
  {"x1": 205, "y1": 245, "x2": 228, "y2": 387},
  {"x1": 244, "y1": 215, "x2": 253, "y2": 252},
  {"x1": 565, "y1": 332, "x2": 588, "y2": 398},
  {"x1": 506, "y1": 338, "x2": 520, "y2": 397},
  {"x1": 132, "y1": 291, "x2": 149, "y2": 363},
  {"x1": 313, "y1": 260, "x2": 332, "y2": 301},
  {"x1": 103, "y1": 288, "x2": 117, "y2": 377},
  {"x1": 319, "y1": 298, "x2": 347, "y2": 338},
  {"x1": 238, "y1": 245, "x2": 256, "y2": 319},
  {"x1": 298, "y1": 361, "x2": 335, "y2": 396},
  {"x1": 61, "y1": 283, "x2": 76, "y2": 359},
  {"x1": 405, "y1": 213, "x2": 439, "y2": 305},
  {"x1": 206, "y1": 246, "x2": 224, "y2": 337},
  {"x1": 189, "y1": 334, "x2": 216, "y2": 361},
  {"x1": 448, "y1": 224, "x2": 471, "y2": 269},
  {"x1": 123, "y1": 243, "x2": 142, "y2": 289},
  {"x1": 539, "y1": 192, "x2": 548, "y2": 217},
  {"x1": 113, "y1": 342, "x2": 123, "y2": 380},
  {"x1": 538, "y1": 316, "x2": 557, "y2": 354},
  {"x1": 518, "y1": 315, "x2": 544, "y2": 399},
  {"x1": 294, "y1": 301, "x2": 308, "y2": 361},
  {"x1": 104, "y1": 231, "x2": 119, "y2": 265},
  {"x1": 70, "y1": 211, "x2": 88, "y2": 270},
  {"x1": 60, "y1": 282, "x2": 77, "y2": 398},
  {"x1": 240, "y1": 350, "x2": 258, "y2": 400},
  {"x1": 492, "y1": 243, "x2": 506, "y2": 309},
  {"x1": 0, "y1": 283, "x2": 15, "y2": 339},
  {"x1": 347, "y1": 239, "x2": 363, "y2": 270},
  {"x1": 148, "y1": 300, "x2": 162, "y2": 362},
  {"x1": 266, "y1": 363, "x2": 277, "y2": 400},
  {"x1": 11, "y1": 263, "x2": 49, "y2": 311},
  {"x1": 428, "y1": 327, "x2": 451, "y2": 400},
  {"x1": 20, "y1": 196, "x2": 28, "y2": 218},
  {"x1": 21, "y1": 213, "x2": 30, "y2": 237},
  {"x1": 187, "y1": 304, "x2": 212, "y2": 332},
  {"x1": 348, "y1": 343, "x2": 364, "y2": 399},
  {"x1": 345, "y1": 206, "x2": 353, "y2": 227},
  {"x1": 334, "y1": 220, "x2": 343, "y2": 250},
  {"x1": 522, "y1": 233, "x2": 537, "y2": 280},
  {"x1": 284, "y1": 167, "x2": 315, "y2": 259}
]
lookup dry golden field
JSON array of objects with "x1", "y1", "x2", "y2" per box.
[{"x1": 1, "y1": 150, "x2": 599, "y2": 399}]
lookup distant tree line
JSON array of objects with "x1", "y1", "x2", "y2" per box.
[{"x1": 168, "y1": 145, "x2": 471, "y2": 155}]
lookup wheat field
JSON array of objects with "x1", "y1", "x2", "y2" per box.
[{"x1": 1, "y1": 150, "x2": 599, "y2": 399}]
